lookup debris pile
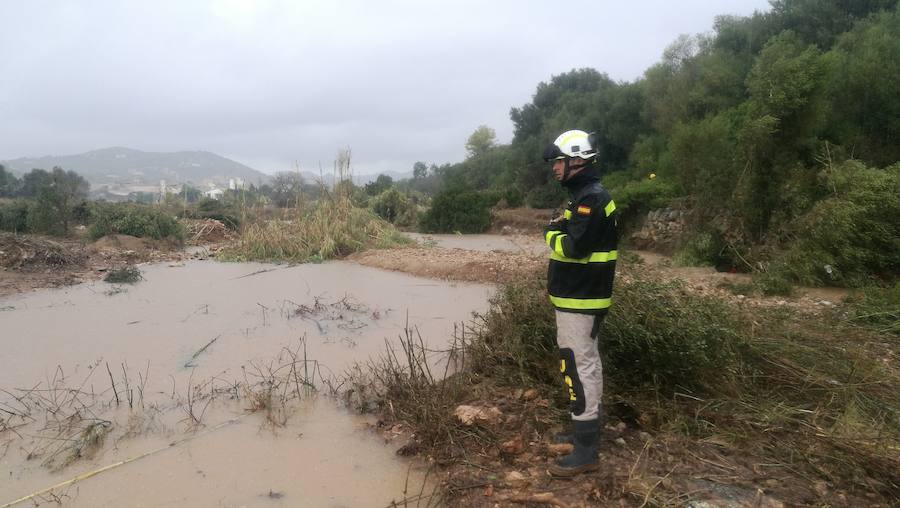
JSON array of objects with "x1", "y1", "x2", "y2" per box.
[
  {"x1": 181, "y1": 218, "x2": 232, "y2": 245},
  {"x1": 0, "y1": 233, "x2": 87, "y2": 271}
]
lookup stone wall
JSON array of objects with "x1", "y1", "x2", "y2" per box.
[{"x1": 628, "y1": 208, "x2": 685, "y2": 251}]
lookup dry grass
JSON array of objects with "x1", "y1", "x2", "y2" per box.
[{"x1": 220, "y1": 195, "x2": 410, "y2": 263}]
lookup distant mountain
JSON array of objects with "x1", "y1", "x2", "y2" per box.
[{"x1": 1, "y1": 147, "x2": 269, "y2": 187}]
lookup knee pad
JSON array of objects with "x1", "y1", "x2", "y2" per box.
[{"x1": 558, "y1": 348, "x2": 585, "y2": 416}]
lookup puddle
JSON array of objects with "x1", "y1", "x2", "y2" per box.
[{"x1": 0, "y1": 260, "x2": 492, "y2": 507}]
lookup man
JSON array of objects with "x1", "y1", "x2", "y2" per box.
[{"x1": 542, "y1": 129, "x2": 618, "y2": 477}]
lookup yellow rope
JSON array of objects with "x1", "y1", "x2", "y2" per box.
[{"x1": 1, "y1": 416, "x2": 245, "y2": 508}]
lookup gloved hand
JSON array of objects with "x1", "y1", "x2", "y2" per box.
[{"x1": 545, "y1": 216, "x2": 568, "y2": 233}]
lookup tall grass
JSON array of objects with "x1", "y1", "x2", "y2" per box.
[
  {"x1": 220, "y1": 196, "x2": 410, "y2": 263},
  {"x1": 355, "y1": 267, "x2": 899, "y2": 501}
]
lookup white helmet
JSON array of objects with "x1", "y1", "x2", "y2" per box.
[{"x1": 543, "y1": 130, "x2": 597, "y2": 161}]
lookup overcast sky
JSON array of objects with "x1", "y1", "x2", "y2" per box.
[{"x1": 0, "y1": 0, "x2": 772, "y2": 176}]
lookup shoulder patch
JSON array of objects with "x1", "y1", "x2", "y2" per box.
[{"x1": 576, "y1": 204, "x2": 591, "y2": 216}]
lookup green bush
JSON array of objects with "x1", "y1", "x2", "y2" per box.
[
  {"x1": 603, "y1": 276, "x2": 743, "y2": 390},
  {"x1": 672, "y1": 231, "x2": 725, "y2": 267},
  {"x1": 420, "y1": 188, "x2": 491, "y2": 233},
  {"x1": 775, "y1": 161, "x2": 899, "y2": 286},
  {"x1": 607, "y1": 177, "x2": 678, "y2": 223},
  {"x1": 525, "y1": 183, "x2": 566, "y2": 209},
  {"x1": 470, "y1": 273, "x2": 743, "y2": 392},
  {"x1": 88, "y1": 203, "x2": 185, "y2": 241},
  {"x1": 0, "y1": 201, "x2": 30, "y2": 233},
  {"x1": 370, "y1": 188, "x2": 418, "y2": 229}
]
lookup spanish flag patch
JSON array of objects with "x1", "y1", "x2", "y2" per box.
[{"x1": 576, "y1": 205, "x2": 592, "y2": 216}]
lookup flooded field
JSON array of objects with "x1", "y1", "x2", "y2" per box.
[{"x1": 0, "y1": 260, "x2": 492, "y2": 507}]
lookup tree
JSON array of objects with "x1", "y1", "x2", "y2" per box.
[
  {"x1": 465, "y1": 125, "x2": 496, "y2": 158},
  {"x1": 28, "y1": 167, "x2": 89, "y2": 235},
  {"x1": 412, "y1": 161, "x2": 427, "y2": 179},
  {"x1": 364, "y1": 174, "x2": 394, "y2": 196},
  {"x1": 18, "y1": 169, "x2": 52, "y2": 198},
  {"x1": 269, "y1": 171, "x2": 304, "y2": 207},
  {"x1": 0, "y1": 165, "x2": 19, "y2": 197}
]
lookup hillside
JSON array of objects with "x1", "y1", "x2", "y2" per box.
[{"x1": 1, "y1": 147, "x2": 269, "y2": 187}]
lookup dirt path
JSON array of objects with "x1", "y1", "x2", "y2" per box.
[{"x1": 351, "y1": 236, "x2": 852, "y2": 315}]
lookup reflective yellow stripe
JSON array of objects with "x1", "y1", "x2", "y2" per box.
[
  {"x1": 563, "y1": 209, "x2": 572, "y2": 220},
  {"x1": 549, "y1": 295, "x2": 612, "y2": 310},
  {"x1": 551, "y1": 234, "x2": 567, "y2": 256},
  {"x1": 549, "y1": 250, "x2": 617, "y2": 264},
  {"x1": 560, "y1": 359, "x2": 566, "y2": 373},
  {"x1": 545, "y1": 230, "x2": 561, "y2": 247},
  {"x1": 557, "y1": 131, "x2": 588, "y2": 149},
  {"x1": 605, "y1": 200, "x2": 616, "y2": 217}
]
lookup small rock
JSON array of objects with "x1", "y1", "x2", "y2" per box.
[
  {"x1": 454, "y1": 405, "x2": 503, "y2": 426},
  {"x1": 505, "y1": 471, "x2": 526, "y2": 482},
  {"x1": 522, "y1": 388, "x2": 539, "y2": 401},
  {"x1": 547, "y1": 443, "x2": 573, "y2": 455},
  {"x1": 483, "y1": 484, "x2": 494, "y2": 497},
  {"x1": 813, "y1": 481, "x2": 828, "y2": 497},
  {"x1": 500, "y1": 438, "x2": 523, "y2": 455},
  {"x1": 638, "y1": 431, "x2": 652, "y2": 442},
  {"x1": 613, "y1": 437, "x2": 627, "y2": 447},
  {"x1": 736, "y1": 294, "x2": 746, "y2": 300},
  {"x1": 613, "y1": 422, "x2": 627, "y2": 433}
]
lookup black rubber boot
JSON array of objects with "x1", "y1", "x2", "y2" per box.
[
  {"x1": 552, "y1": 428, "x2": 574, "y2": 444},
  {"x1": 548, "y1": 419, "x2": 600, "y2": 477},
  {"x1": 552, "y1": 405, "x2": 602, "y2": 444}
]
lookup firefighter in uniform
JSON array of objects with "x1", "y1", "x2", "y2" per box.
[{"x1": 542, "y1": 129, "x2": 618, "y2": 477}]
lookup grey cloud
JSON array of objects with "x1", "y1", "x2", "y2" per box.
[{"x1": 1, "y1": 0, "x2": 771, "y2": 175}]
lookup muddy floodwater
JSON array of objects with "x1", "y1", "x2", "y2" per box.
[{"x1": 0, "y1": 260, "x2": 492, "y2": 507}]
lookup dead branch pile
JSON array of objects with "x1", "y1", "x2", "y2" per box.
[
  {"x1": 0, "y1": 233, "x2": 87, "y2": 271},
  {"x1": 181, "y1": 218, "x2": 231, "y2": 245}
]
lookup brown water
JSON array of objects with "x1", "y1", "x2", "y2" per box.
[{"x1": 0, "y1": 260, "x2": 492, "y2": 507}]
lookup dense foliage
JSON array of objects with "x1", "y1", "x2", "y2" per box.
[
  {"x1": 88, "y1": 203, "x2": 185, "y2": 241},
  {"x1": 0, "y1": 166, "x2": 89, "y2": 235},
  {"x1": 396, "y1": 1, "x2": 899, "y2": 285}
]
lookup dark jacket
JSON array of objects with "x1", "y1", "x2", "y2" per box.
[{"x1": 544, "y1": 169, "x2": 618, "y2": 314}]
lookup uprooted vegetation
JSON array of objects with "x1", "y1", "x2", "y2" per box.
[{"x1": 346, "y1": 266, "x2": 899, "y2": 506}]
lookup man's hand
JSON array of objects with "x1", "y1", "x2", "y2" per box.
[{"x1": 545, "y1": 216, "x2": 568, "y2": 233}]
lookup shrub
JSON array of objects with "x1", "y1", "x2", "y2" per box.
[
  {"x1": 0, "y1": 201, "x2": 30, "y2": 233},
  {"x1": 775, "y1": 161, "x2": 899, "y2": 286},
  {"x1": 603, "y1": 276, "x2": 743, "y2": 390},
  {"x1": 672, "y1": 231, "x2": 725, "y2": 267},
  {"x1": 525, "y1": 183, "x2": 566, "y2": 209},
  {"x1": 370, "y1": 188, "x2": 418, "y2": 229},
  {"x1": 470, "y1": 273, "x2": 743, "y2": 392},
  {"x1": 88, "y1": 203, "x2": 185, "y2": 241},
  {"x1": 220, "y1": 198, "x2": 409, "y2": 263},
  {"x1": 104, "y1": 266, "x2": 143, "y2": 284},
  {"x1": 420, "y1": 188, "x2": 491, "y2": 233},
  {"x1": 607, "y1": 177, "x2": 679, "y2": 224}
]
